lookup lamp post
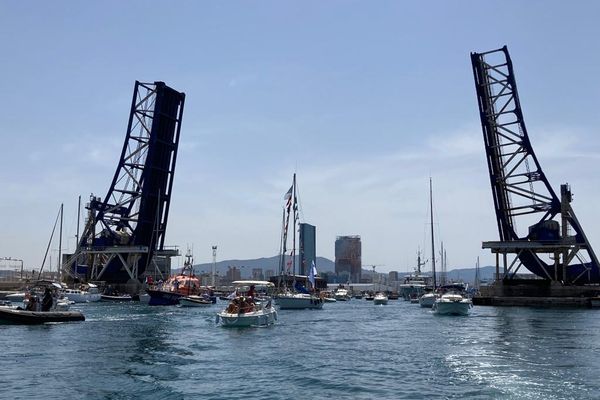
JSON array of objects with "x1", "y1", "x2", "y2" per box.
[{"x1": 212, "y1": 246, "x2": 217, "y2": 287}]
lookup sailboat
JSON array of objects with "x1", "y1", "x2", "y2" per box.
[
  {"x1": 274, "y1": 174, "x2": 324, "y2": 310},
  {"x1": 425, "y1": 178, "x2": 473, "y2": 315},
  {"x1": 420, "y1": 178, "x2": 439, "y2": 308}
]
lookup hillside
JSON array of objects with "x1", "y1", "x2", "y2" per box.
[
  {"x1": 191, "y1": 255, "x2": 335, "y2": 276},
  {"x1": 186, "y1": 256, "x2": 496, "y2": 284}
]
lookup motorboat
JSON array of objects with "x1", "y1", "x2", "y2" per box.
[
  {"x1": 63, "y1": 283, "x2": 101, "y2": 303},
  {"x1": 5, "y1": 280, "x2": 65, "y2": 303},
  {"x1": 399, "y1": 251, "x2": 433, "y2": 300},
  {"x1": 419, "y1": 292, "x2": 438, "y2": 308},
  {"x1": 432, "y1": 293, "x2": 473, "y2": 316},
  {"x1": 364, "y1": 293, "x2": 374, "y2": 301},
  {"x1": 322, "y1": 292, "x2": 337, "y2": 303},
  {"x1": 333, "y1": 287, "x2": 351, "y2": 301},
  {"x1": 216, "y1": 280, "x2": 278, "y2": 327},
  {"x1": 275, "y1": 292, "x2": 323, "y2": 310},
  {"x1": 100, "y1": 294, "x2": 139, "y2": 302},
  {"x1": 147, "y1": 249, "x2": 208, "y2": 306},
  {"x1": 409, "y1": 293, "x2": 420, "y2": 304},
  {"x1": 373, "y1": 292, "x2": 388, "y2": 305},
  {"x1": 179, "y1": 295, "x2": 212, "y2": 307},
  {"x1": 216, "y1": 296, "x2": 277, "y2": 327},
  {"x1": 0, "y1": 307, "x2": 84, "y2": 324}
]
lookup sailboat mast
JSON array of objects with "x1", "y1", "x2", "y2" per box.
[
  {"x1": 292, "y1": 173, "x2": 297, "y2": 280},
  {"x1": 429, "y1": 178, "x2": 436, "y2": 289},
  {"x1": 76, "y1": 195, "x2": 81, "y2": 245},
  {"x1": 58, "y1": 203, "x2": 63, "y2": 281}
]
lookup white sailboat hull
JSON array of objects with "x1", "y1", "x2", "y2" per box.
[
  {"x1": 275, "y1": 294, "x2": 323, "y2": 309},
  {"x1": 217, "y1": 308, "x2": 278, "y2": 327}
]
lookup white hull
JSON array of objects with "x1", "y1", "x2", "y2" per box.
[
  {"x1": 276, "y1": 294, "x2": 323, "y2": 309},
  {"x1": 373, "y1": 294, "x2": 388, "y2": 305},
  {"x1": 432, "y1": 294, "x2": 472, "y2": 316},
  {"x1": 179, "y1": 296, "x2": 212, "y2": 307},
  {"x1": 63, "y1": 292, "x2": 101, "y2": 303},
  {"x1": 5, "y1": 293, "x2": 26, "y2": 302},
  {"x1": 419, "y1": 293, "x2": 437, "y2": 308},
  {"x1": 217, "y1": 296, "x2": 278, "y2": 327},
  {"x1": 333, "y1": 289, "x2": 351, "y2": 301},
  {"x1": 217, "y1": 308, "x2": 277, "y2": 327}
]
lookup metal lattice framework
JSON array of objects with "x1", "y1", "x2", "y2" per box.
[
  {"x1": 471, "y1": 46, "x2": 600, "y2": 284},
  {"x1": 63, "y1": 81, "x2": 185, "y2": 283}
]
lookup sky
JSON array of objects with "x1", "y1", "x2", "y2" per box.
[{"x1": 1, "y1": 1, "x2": 600, "y2": 274}]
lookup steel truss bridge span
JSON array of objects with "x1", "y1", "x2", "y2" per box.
[
  {"x1": 63, "y1": 81, "x2": 185, "y2": 284},
  {"x1": 471, "y1": 46, "x2": 600, "y2": 284}
]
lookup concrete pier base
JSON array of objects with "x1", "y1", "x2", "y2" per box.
[{"x1": 474, "y1": 279, "x2": 600, "y2": 308}]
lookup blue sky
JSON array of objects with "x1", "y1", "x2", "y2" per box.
[{"x1": 1, "y1": 1, "x2": 599, "y2": 274}]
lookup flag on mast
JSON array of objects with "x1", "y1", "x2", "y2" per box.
[
  {"x1": 309, "y1": 260, "x2": 317, "y2": 288},
  {"x1": 284, "y1": 185, "x2": 293, "y2": 202}
]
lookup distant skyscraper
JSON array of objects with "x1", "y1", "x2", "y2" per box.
[
  {"x1": 251, "y1": 268, "x2": 264, "y2": 280},
  {"x1": 225, "y1": 266, "x2": 241, "y2": 282},
  {"x1": 389, "y1": 271, "x2": 399, "y2": 282},
  {"x1": 335, "y1": 235, "x2": 361, "y2": 282},
  {"x1": 299, "y1": 223, "x2": 316, "y2": 276},
  {"x1": 264, "y1": 269, "x2": 275, "y2": 279}
]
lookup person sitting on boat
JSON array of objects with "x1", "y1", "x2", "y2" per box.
[
  {"x1": 42, "y1": 288, "x2": 53, "y2": 312},
  {"x1": 25, "y1": 294, "x2": 38, "y2": 311},
  {"x1": 247, "y1": 285, "x2": 256, "y2": 299}
]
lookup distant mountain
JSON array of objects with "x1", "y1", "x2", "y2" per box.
[
  {"x1": 184, "y1": 256, "x2": 496, "y2": 283},
  {"x1": 189, "y1": 255, "x2": 335, "y2": 277},
  {"x1": 445, "y1": 265, "x2": 496, "y2": 284}
]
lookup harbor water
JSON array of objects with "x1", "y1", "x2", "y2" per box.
[{"x1": 1, "y1": 300, "x2": 599, "y2": 399}]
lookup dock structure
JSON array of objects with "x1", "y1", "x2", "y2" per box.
[
  {"x1": 61, "y1": 81, "x2": 185, "y2": 286},
  {"x1": 471, "y1": 47, "x2": 600, "y2": 305}
]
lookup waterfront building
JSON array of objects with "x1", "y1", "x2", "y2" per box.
[
  {"x1": 264, "y1": 269, "x2": 275, "y2": 279},
  {"x1": 299, "y1": 223, "x2": 316, "y2": 276},
  {"x1": 251, "y1": 268, "x2": 264, "y2": 281},
  {"x1": 335, "y1": 235, "x2": 362, "y2": 283},
  {"x1": 225, "y1": 266, "x2": 241, "y2": 282}
]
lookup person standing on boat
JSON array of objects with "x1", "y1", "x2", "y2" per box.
[
  {"x1": 42, "y1": 288, "x2": 53, "y2": 312},
  {"x1": 247, "y1": 285, "x2": 256, "y2": 299}
]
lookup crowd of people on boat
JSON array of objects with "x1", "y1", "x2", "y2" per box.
[
  {"x1": 224, "y1": 285, "x2": 258, "y2": 314},
  {"x1": 23, "y1": 287, "x2": 58, "y2": 312}
]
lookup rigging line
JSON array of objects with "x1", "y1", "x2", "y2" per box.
[{"x1": 38, "y1": 204, "x2": 62, "y2": 279}]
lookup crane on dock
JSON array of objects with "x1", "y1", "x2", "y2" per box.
[
  {"x1": 471, "y1": 46, "x2": 600, "y2": 284},
  {"x1": 62, "y1": 81, "x2": 186, "y2": 284}
]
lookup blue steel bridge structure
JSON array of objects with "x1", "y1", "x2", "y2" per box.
[
  {"x1": 471, "y1": 46, "x2": 600, "y2": 284},
  {"x1": 62, "y1": 81, "x2": 185, "y2": 284}
]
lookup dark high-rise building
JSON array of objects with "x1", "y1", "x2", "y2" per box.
[
  {"x1": 335, "y1": 235, "x2": 362, "y2": 282},
  {"x1": 299, "y1": 223, "x2": 316, "y2": 276}
]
